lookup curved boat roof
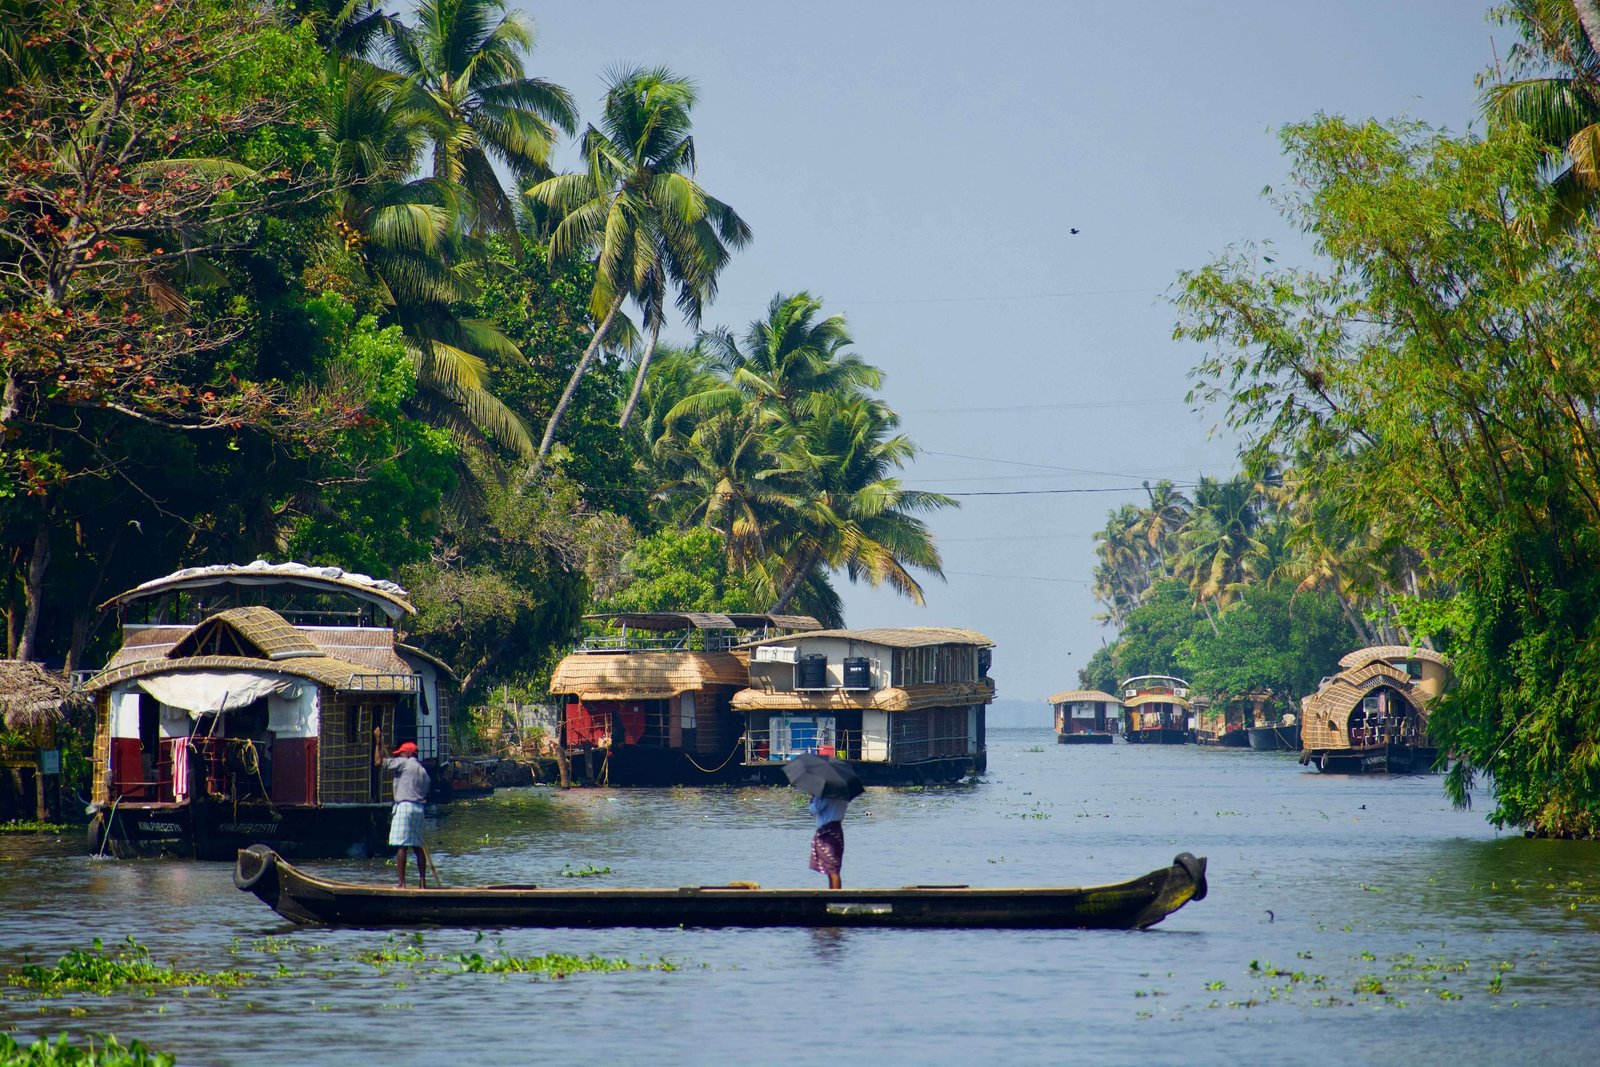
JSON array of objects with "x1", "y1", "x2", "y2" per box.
[
  {"x1": 101, "y1": 561, "x2": 415, "y2": 619},
  {"x1": 1336, "y1": 645, "x2": 1447, "y2": 670},
  {"x1": 1119, "y1": 674, "x2": 1189, "y2": 689},
  {"x1": 1048, "y1": 689, "x2": 1120, "y2": 705}
]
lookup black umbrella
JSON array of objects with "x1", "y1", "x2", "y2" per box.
[{"x1": 783, "y1": 752, "x2": 864, "y2": 799}]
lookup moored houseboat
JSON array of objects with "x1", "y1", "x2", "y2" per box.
[
  {"x1": 83, "y1": 562, "x2": 455, "y2": 859},
  {"x1": 1049, "y1": 689, "x2": 1119, "y2": 744},
  {"x1": 1298, "y1": 645, "x2": 1448, "y2": 774},
  {"x1": 733, "y1": 628, "x2": 995, "y2": 784},
  {"x1": 547, "y1": 612, "x2": 819, "y2": 786},
  {"x1": 1120, "y1": 675, "x2": 1193, "y2": 744},
  {"x1": 1195, "y1": 692, "x2": 1268, "y2": 748}
]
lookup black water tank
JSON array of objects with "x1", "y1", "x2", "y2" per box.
[
  {"x1": 797, "y1": 654, "x2": 828, "y2": 689},
  {"x1": 842, "y1": 656, "x2": 871, "y2": 689}
]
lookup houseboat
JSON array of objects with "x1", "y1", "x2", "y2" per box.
[
  {"x1": 83, "y1": 561, "x2": 455, "y2": 859},
  {"x1": 547, "y1": 612, "x2": 820, "y2": 786},
  {"x1": 1246, "y1": 713, "x2": 1300, "y2": 752},
  {"x1": 733, "y1": 627, "x2": 995, "y2": 784},
  {"x1": 1195, "y1": 693, "x2": 1268, "y2": 748},
  {"x1": 1049, "y1": 689, "x2": 1119, "y2": 744},
  {"x1": 1120, "y1": 675, "x2": 1193, "y2": 744},
  {"x1": 1298, "y1": 645, "x2": 1448, "y2": 774}
]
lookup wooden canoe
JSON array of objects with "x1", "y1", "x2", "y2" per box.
[{"x1": 233, "y1": 845, "x2": 1207, "y2": 930}]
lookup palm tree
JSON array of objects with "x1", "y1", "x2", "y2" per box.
[
  {"x1": 384, "y1": 0, "x2": 576, "y2": 242},
  {"x1": 326, "y1": 57, "x2": 531, "y2": 452},
  {"x1": 763, "y1": 395, "x2": 955, "y2": 612},
  {"x1": 1132, "y1": 479, "x2": 1191, "y2": 570},
  {"x1": 1092, "y1": 504, "x2": 1151, "y2": 628},
  {"x1": 529, "y1": 65, "x2": 750, "y2": 460},
  {"x1": 683, "y1": 292, "x2": 882, "y2": 429},
  {"x1": 1176, "y1": 476, "x2": 1265, "y2": 620},
  {"x1": 1482, "y1": 1, "x2": 1600, "y2": 205}
]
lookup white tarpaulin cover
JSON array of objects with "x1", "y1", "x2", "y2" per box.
[{"x1": 136, "y1": 672, "x2": 288, "y2": 715}]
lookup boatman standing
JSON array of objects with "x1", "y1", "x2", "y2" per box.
[{"x1": 373, "y1": 727, "x2": 431, "y2": 888}]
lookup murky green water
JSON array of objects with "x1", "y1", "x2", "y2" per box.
[{"x1": 3, "y1": 728, "x2": 1598, "y2": 1065}]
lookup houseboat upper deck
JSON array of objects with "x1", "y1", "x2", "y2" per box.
[{"x1": 733, "y1": 627, "x2": 996, "y2": 784}]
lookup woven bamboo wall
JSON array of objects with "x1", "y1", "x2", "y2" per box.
[
  {"x1": 91, "y1": 693, "x2": 111, "y2": 805},
  {"x1": 1301, "y1": 662, "x2": 1418, "y2": 750},
  {"x1": 318, "y1": 693, "x2": 395, "y2": 803}
]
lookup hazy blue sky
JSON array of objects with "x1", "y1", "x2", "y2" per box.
[{"x1": 521, "y1": 1, "x2": 1497, "y2": 711}]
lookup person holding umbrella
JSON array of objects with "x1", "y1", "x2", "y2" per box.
[{"x1": 784, "y1": 753, "x2": 864, "y2": 889}]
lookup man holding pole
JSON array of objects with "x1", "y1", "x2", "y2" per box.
[{"x1": 373, "y1": 727, "x2": 431, "y2": 887}]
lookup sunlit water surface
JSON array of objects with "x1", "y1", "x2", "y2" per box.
[{"x1": 3, "y1": 728, "x2": 1599, "y2": 1066}]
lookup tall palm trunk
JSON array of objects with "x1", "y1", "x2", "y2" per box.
[
  {"x1": 770, "y1": 547, "x2": 821, "y2": 613},
  {"x1": 1576, "y1": 0, "x2": 1600, "y2": 55},
  {"x1": 617, "y1": 316, "x2": 662, "y2": 430},
  {"x1": 536, "y1": 292, "x2": 625, "y2": 464}
]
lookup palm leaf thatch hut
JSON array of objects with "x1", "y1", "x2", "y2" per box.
[
  {"x1": 1298, "y1": 646, "x2": 1447, "y2": 774},
  {"x1": 1, "y1": 660, "x2": 90, "y2": 820}
]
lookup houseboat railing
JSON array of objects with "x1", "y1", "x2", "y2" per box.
[
  {"x1": 742, "y1": 722, "x2": 974, "y2": 764},
  {"x1": 575, "y1": 632, "x2": 745, "y2": 653}
]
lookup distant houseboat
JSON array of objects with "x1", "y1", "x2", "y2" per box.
[
  {"x1": 1195, "y1": 693, "x2": 1268, "y2": 748},
  {"x1": 1120, "y1": 675, "x2": 1193, "y2": 744},
  {"x1": 733, "y1": 628, "x2": 995, "y2": 784},
  {"x1": 547, "y1": 612, "x2": 820, "y2": 786},
  {"x1": 84, "y1": 562, "x2": 455, "y2": 859},
  {"x1": 1049, "y1": 689, "x2": 1119, "y2": 744},
  {"x1": 1298, "y1": 645, "x2": 1448, "y2": 774},
  {"x1": 1246, "y1": 713, "x2": 1300, "y2": 752}
]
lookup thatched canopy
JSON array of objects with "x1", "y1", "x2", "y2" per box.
[
  {"x1": 1300, "y1": 660, "x2": 1428, "y2": 750},
  {"x1": 1337, "y1": 645, "x2": 1447, "y2": 671},
  {"x1": 548, "y1": 651, "x2": 750, "y2": 701},
  {"x1": 733, "y1": 677, "x2": 996, "y2": 713},
  {"x1": 83, "y1": 653, "x2": 416, "y2": 695},
  {"x1": 0, "y1": 660, "x2": 89, "y2": 732},
  {"x1": 1048, "y1": 689, "x2": 1119, "y2": 706}
]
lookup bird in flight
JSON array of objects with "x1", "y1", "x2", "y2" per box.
[{"x1": 1070, "y1": 227, "x2": 1080, "y2": 234}]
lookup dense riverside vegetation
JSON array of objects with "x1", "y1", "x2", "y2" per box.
[
  {"x1": 0, "y1": 0, "x2": 947, "y2": 695},
  {"x1": 1081, "y1": 0, "x2": 1600, "y2": 835}
]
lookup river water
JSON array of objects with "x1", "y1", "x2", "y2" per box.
[{"x1": 2, "y1": 728, "x2": 1598, "y2": 1066}]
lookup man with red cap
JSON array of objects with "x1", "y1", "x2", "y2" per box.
[{"x1": 374, "y1": 728, "x2": 431, "y2": 887}]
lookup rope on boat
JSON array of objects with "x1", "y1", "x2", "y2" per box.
[{"x1": 682, "y1": 734, "x2": 749, "y2": 775}]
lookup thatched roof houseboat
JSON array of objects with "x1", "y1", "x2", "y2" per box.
[
  {"x1": 734, "y1": 627, "x2": 996, "y2": 784},
  {"x1": 1048, "y1": 689, "x2": 1119, "y2": 745},
  {"x1": 1298, "y1": 645, "x2": 1448, "y2": 774},
  {"x1": 83, "y1": 561, "x2": 456, "y2": 858},
  {"x1": 1120, "y1": 675, "x2": 1193, "y2": 744},
  {"x1": 548, "y1": 612, "x2": 819, "y2": 786}
]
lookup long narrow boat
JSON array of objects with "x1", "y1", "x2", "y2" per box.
[{"x1": 234, "y1": 845, "x2": 1207, "y2": 930}]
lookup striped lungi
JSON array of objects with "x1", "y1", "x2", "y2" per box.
[
  {"x1": 809, "y1": 820, "x2": 844, "y2": 876},
  {"x1": 387, "y1": 801, "x2": 425, "y2": 848}
]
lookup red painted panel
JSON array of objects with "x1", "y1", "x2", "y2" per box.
[
  {"x1": 565, "y1": 701, "x2": 644, "y2": 746},
  {"x1": 111, "y1": 738, "x2": 151, "y2": 800},
  {"x1": 271, "y1": 737, "x2": 317, "y2": 806}
]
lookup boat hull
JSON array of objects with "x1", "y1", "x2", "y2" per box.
[
  {"x1": 1057, "y1": 732, "x2": 1114, "y2": 745},
  {"x1": 1300, "y1": 745, "x2": 1439, "y2": 774},
  {"x1": 89, "y1": 801, "x2": 388, "y2": 860},
  {"x1": 1246, "y1": 725, "x2": 1300, "y2": 752},
  {"x1": 233, "y1": 846, "x2": 1207, "y2": 931},
  {"x1": 1125, "y1": 728, "x2": 1191, "y2": 745}
]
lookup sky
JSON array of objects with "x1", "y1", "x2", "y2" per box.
[{"x1": 519, "y1": 1, "x2": 1499, "y2": 714}]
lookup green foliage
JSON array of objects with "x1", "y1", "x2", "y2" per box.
[
  {"x1": 8, "y1": 938, "x2": 250, "y2": 996},
  {"x1": 1077, "y1": 644, "x2": 1120, "y2": 694},
  {"x1": 1177, "y1": 116, "x2": 1600, "y2": 835},
  {"x1": 1178, "y1": 585, "x2": 1355, "y2": 709},
  {"x1": 1112, "y1": 580, "x2": 1205, "y2": 681},
  {"x1": 599, "y1": 528, "x2": 763, "y2": 615},
  {"x1": 0, "y1": 1033, "x2": 174, "y2": 1067}
]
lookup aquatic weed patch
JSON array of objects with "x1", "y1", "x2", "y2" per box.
[
  {"x1": 558, "y1": 863, "x2": 612, "y2": 878},
  {"x1": 348, "y1": 933, "x2": 677, "y2": 981},
  {"x1": 6, "y1": 939, "x2": 250, "y2": 997},
  {"x1": 0, "y1": 819, "x2": 70, "y2": 834},
  {"x1": 0, "y1": 1032, "x2": 174, "y2": 1066}
]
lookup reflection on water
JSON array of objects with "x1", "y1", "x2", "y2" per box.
[{"x1": 3, "y1": 730, "x2": 1599, "y2": 1066}]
